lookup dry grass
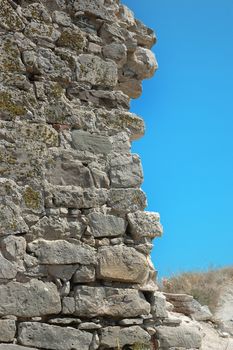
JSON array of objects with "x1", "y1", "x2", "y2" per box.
[{"x1": 161, "y1": 267, "x2": 233, "y2": 312}]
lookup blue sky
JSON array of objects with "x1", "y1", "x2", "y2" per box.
[{"x1": 123, "y1": 0, "x2": 233, "y2": 277}]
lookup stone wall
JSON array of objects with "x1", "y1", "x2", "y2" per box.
[{"x1": 0, "y1": 0, "x2": 204, "y2": 349}]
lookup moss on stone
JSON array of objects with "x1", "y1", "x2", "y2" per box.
[
  {"x1": 0, "y1": 0, "x2": 24, "y2": 31},
  {"x1": 0, "y1": 91, "x2": 26, "y2": 117},
  {"x1": 23, "y1": 187, "x2": 41, "y2": 209},
  {"x1": 57, "y1": 29, "x2": 86, "y2": 52}
]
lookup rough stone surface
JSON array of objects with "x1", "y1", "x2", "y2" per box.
[
  {"x1": 18, "y1": 322, "x2": 92, "y2": 350},
  {"x1": 0, "y1": 346, "x2": 38, "y2": 350},
  {"x1": 0, "y1": 280, "x2": 61, "y2": 317},
  {"x1": 28, "y1": 239, "x2": 96, "y2": 265},
  {"x1": 63, "y1": 286, "x2": 151, "y2": 318},
  {"x1": 97, "y1": 245, "x2": 149, "y2": 283},
  {"x1": 87, "y1": 212, "x2": 126, "y2": 238},
  {"x1": 100, "y1": 326, "x2": 151, "y2": 348},
  {"x1": 0, "y1": 0, "x2": 175, "y2": 349},
  {"x1": 156, "y1": 325, "x2": 202, "y2": 348},
  {"x1": 0, "y1": 319, "x2": 16, "y2": 342}
]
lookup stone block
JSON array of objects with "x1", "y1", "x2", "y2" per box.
[
  {"x1": 100, "y1": 326, "x2": 150, "y2": 348},
  {"x1": 63, "y1": 286, "x2": 151, "y2": 318},
  {"x1": 0, "y1": 0, "x2": 25, "y2": 31},
  {"x1": 108, "y1": 189, "x2": 147, "y2": 213},
  {"x1": 0, "y1": 346, "x2": 38, "y2": 350},
  {"x1": 97, "y1": 246, "x2": 149, "y2": 283},
  {"x1": 87, "y1": 212, "x2": 126, "y2": 238},
  {"x1": 156, "y1": 325, "x2": 202, "y2": 349},
  {"x1": 0, "y1": 320, "x2": 16, "y2": 342},
  {"x1": 127, "y1": 211, "x2": 162, "y2": 240},
  {"x1": 0, "y1": 280, "x2": 61, "y2": 317},
  {"x1": 73, "y1": 265, "x2": 95, "y2": 283},
  {"x1": 72, "y1": 130, "x2": 112, "y2": 154},
  {"x1": 18, "y1": 322, "x2": 92, "y2": 350},
  {"x1": 47, "y1": 185, "x2": 108, "y2": 209},
  {"x1": 76, "y1": 54, "x2": 118, "y2": 87},
  {"x1": 28, "y1": 239, "x2": 96, "y2": 265},
  {"x1": 109, "y1": 153, "x2": 143, "y2": 188}
]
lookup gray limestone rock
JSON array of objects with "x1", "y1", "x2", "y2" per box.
[
  {"x1": 0, "y1": 346, "x2": 38, "y2": 350},
  {"x1": 109, "y1": 153, "x2": 143, "y2": 188},
  {"x1": 87, "y1": 212, "x2": 126, "y2": 238},
  {"x1": 100, "y1": 326, "x2": 151, "y2": 348},
  {"x1": 28, "y1": 239, "x2": 96, "y2": 265},
  {"x1": 24, "y1": 22, "x2": 60, "y2": 43},
  {"x1": 48, "y1": 264, "x2": 79, "y2": 281},
  {"x1": 0, "y1": 279, "x2": 61, "y2": 317},
  {"x1": 73, "y1": 0, "x2": 118, "y2": 21},
  {"x1": 0, "y1": 319, "x2": 16, "y2": 342},
  {"x1": 0, "y1": 235, "x2": 26, "y2": 261},
  {"x1": 76, "y1": 54, "x2": 118, "y2": 87},
  {"x1": 97, "y1": 245, "x2": 149, "y2": 283},
  {"x1": 73, "y1": 265, "x2": 95, "y2": 283},
  {"x1": 18, "y1": 322, "x2": 93, "y2": 350},
  {"x1": 102, "y1": 43, "x2": 127, "y2": 66},
  {"x1": 127, "y1": 210, "x2": 163, "y2": 240},
  {"x1": 156, "y1": 325, "x2": 202, "y2": 349},
  {"x1": 53, "y1": 11, "x2": 72, "y2": 26},
  {"x1": 108, "y1": 188, "x2": 147, "y2": 213},
  {"x1": 151, "y1": 292, "x2": 168, "y2": 319},
  {"x1": 127, "y1": 47, "x2": 158, "y2": 79},
  {"x1": 0, "y1": 0, "x2": 25, "y2": 31},
  {"x1": 95, "y1": 109, "x2": 145, "y2": 141},
  {"x1": 63, "y1": 286, "x2": 150, "y2": 318},
  {"x1": 0, "y1": 201, "x2": 28, "y2": 236},
  {"x1": 0, "y1": 252, "x2": 18, "y2": 280},
  {"x1": 72, "y1": 130, "x2": 112, "y2": 154},
  {"x1": 47, "y1": 185, "x2": 108, "y2": 209},
  {"x1": 57, "y1": 27, "x2": 86, "y2": 52}
]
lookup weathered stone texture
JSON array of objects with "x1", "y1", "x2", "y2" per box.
[
  {"x1": 63, "y1": 286, "x2": 151, "y2": 318},
  {"x1": 18, "y1": 322, "x2": 92, "y2": 350},
  {"x1": 0, "y1": 280, "x2": 61, "y2": 317},
  {"x1": 0, "y1": 0, "x2": 172, "y2": 349}
]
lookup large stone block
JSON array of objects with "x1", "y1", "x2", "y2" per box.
[
  {"x1": 28, "y1": 239, "x2": 96, "y2": 265},
  {"x1": 0, "y1": 201, "x2": 28, "y2": 236},
  {"x1": 57, "y1": 27, "x2": 86, "y2": 52},
  {"x1": 108, "y1": 189, "x2": 147, "y2": 213},
  {"x1": 0, "y1": 320, "x2": 16, "y2": 342},
  {"x1": 24, "y1": 22, "x2": 60, "y2": 42},
  {"x1": 0, "y1": 346, "x2": 38, "y2": 350},
  {"x1": 127, "y1": 47, "x2": 158, "y2": 79},
  {"x1": 72, "y1": 130, "x2": 112, "y2": 154},
  {"x1": 73, "y1": 0, "x2": 117, "y2": 21},
  {"x1": 76, "y1": 54, "x2": 118, "y2": 87},
  {"x1": 0, "y1": 235, "x2": 26, "y2": 261},
  {"x1": 0, "y1": 280, "x2": 61, "y2": 317},
  {"x1": 97, "y1": 246, "x2": 149, "y2": 283},
  {"x1": 63, "y1": 286, "x2": 150, "y2": 318},
  {"x1": 0, "y1": 252, "x2": 18, "y2": 280},
  {"x1": 46, "y1": 151, "x2": 94, "y2": 187},
  {"x1": 87, "y1": 212, "x2": 126, "y2": 238},
  {"x1": 100, "y1": 326, "x2": 151, "y2": 348},
  {"x1": 47, "y1": 185, "x2": 108, "y2": 209},
  {"x1": 156, "y1": 325, "x2": 202, "y2": 349},
  {"x1": 127, "y1": 211, "x2": 163, "y2": 240},
  {"x1": 95, "y1": 109, "x2": 145, "y2": 141},
  {"x1": 18, "y1": 322, "x2": 93, "y2": 350},
  {"x1": 0, "y1": 35, "x2": 25, "y2": 74},
  {"x1": 0, "y1": 0, "x2": 25, "y2": 31},
  {"x1": 109, "y1": 153, "x2": 143, "y2": 188}
]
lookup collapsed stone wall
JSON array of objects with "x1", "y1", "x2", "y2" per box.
[{"x1": 0, "y1": 0, "x2": 204, "y2": 349}]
